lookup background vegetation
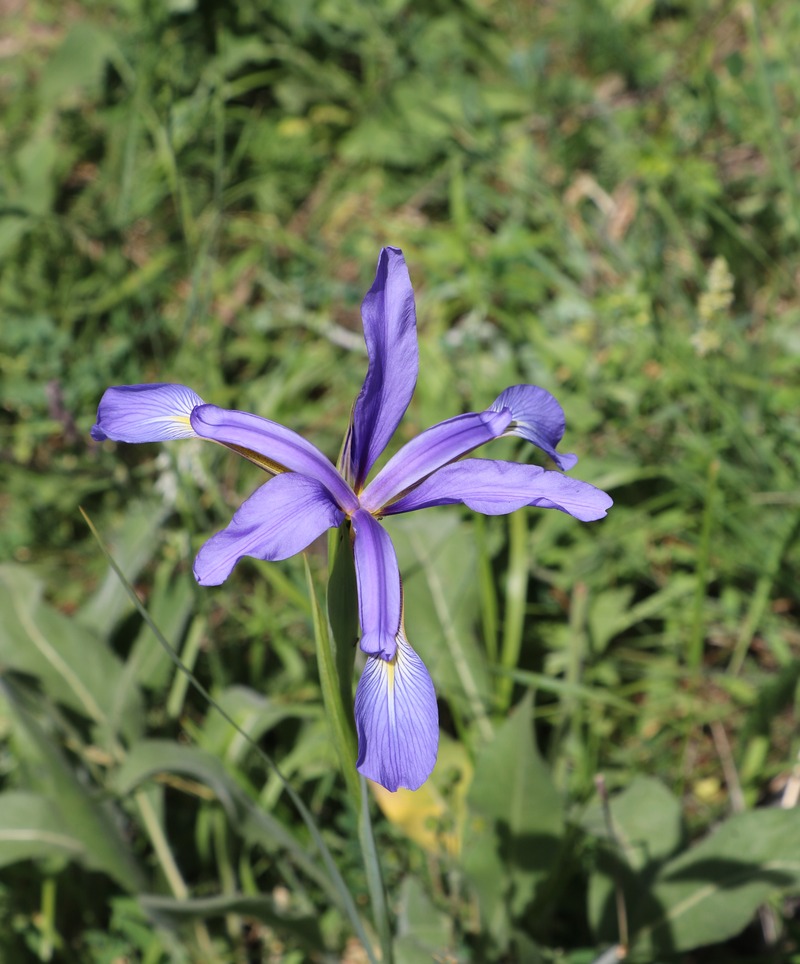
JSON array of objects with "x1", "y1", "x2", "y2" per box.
[{"x1": 1, "y1": 0, "x2": 799, "y2": 960}]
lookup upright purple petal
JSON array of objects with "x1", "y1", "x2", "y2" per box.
[
  {"x1": 351, "y1": 509, "x2": 401, "y2": 660},
  {"x1": 385, "y1": 459, "x2": 613, "y2": 521},
  {"x1": 355, "y1": 628, "x2": 439, "y2": 792},
  {"x1": 91, "y1": 384, "x2": 204, "y2": 442},
  {"x1": 490, "y1": 385, "x2": 578, "y2": 470},
  {"x1": 345, "y1": 247, "x2": 418, "y2": 489},
  {"x1": 190, "y1": 404, "x2": 358, "y2": 513},
  {"x1": 359, "y1": 409, "x2": 512, "y2": 512},
  {"x1": 193, "y1": 473, "x2": 344, "y2": 586}
]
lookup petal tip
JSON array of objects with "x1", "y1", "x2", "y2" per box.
[{"x1": 354, "y1": 634, "x2": 439, "y2": 793}]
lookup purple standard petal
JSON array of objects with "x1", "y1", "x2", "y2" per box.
[
  {"x1": 489, "y1": 384, "x2": 578, "y2": 471},
  {"x1": 344, "y1": 247, "x2": 418, "y2": 489},
  {"x1": 354, "y1": 627, "x2": 439, "y2": 792},
  {"x1": 359, "y1": 409, "x2": 512, "y2": 512},
  {"x1": 351, "y1": 509, "x2": 401, "y2": 660},
  {"x1": 190, "y1": 404, "x2": 358, "y2": 513},
  {"x1": 193, "y1": 473, "x2": 344, "y2": 586},
  {"x1": 385, "y1": 459, "x2": 613, "y2": 521},
  {"x1": 91, "y1": 384, "x2": 204, "y2": 442}
]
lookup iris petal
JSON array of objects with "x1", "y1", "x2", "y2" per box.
[
  {"x1": 359, "y1": 409, "x2": 512, "y2": 512},
  {"x1": 354, "y1": 628, "x2": 439, "y2": 792},
  {"x1": 385, "y1": 458, "x2": 613, "y2": 521},
  {"x1": 351, "y1": 509, "x2": 401, "y2": 660},
  {"x1": 91, "y1": 383, "x2": 203, "y2": 442},
  {"x1": 190, "y1": 404, "x2": 358, "y2": 512},
  {"x1": 345, "y1": 247, "x2": 418, "y2": 489},
  {"x1": 193, "y1": 473, "x2": 344, "y2": 586},
  {"x1": 490, "y1": 385, "x2": 578, "y2": 470}
]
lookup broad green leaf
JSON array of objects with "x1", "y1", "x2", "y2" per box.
[
  {"x1": 464, "y1": 695, "x2": 565, "y2": 930},
  {"x1": 468, "y1": 694, "x2": 564, "y2": 843},
  {"x1": 0, "y1": 563, "x2": 143, "y2": 742},
  {"x1": 0, "y1": 791, "x2": 84, "y2": 869},
  {"x1": 38, "y1": 22, "x2": 116, "y2": 108},
  {"x1": 633, "y1": 808, "x2": 800, "y2": 957},
  {"x1": 394, "y1": 876, "x2": 454, "y2": 964},
  {"x1": 3, "y1": 680, "x2": 146, "y2": 891},
  {"x1": 586, "y1": 777, "x2": 684, "y2": 939}
]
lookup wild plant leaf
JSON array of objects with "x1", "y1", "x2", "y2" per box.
[
  {"x1": 196, "y1": 685, "x2": 321, "y2": 764},
  {"x1": 586, "y1": 777, "x2": 685, "y2": 940},
  {"x1": 113, "y1": 738, "x2": 351, "y2": 914},
  {"x1": 2, "y1": 680, "x2": 146, "y2": 891},
  {"x1": 138, "y1": 892, "x2": 324, "y2": 952},
  {"x1": 464, "y1": 695, "x2": 564, "y2": 926},
  {"x1": 0, "y1": 791, "x2": 85, "y2": 869},
  {"x1": 394, "y1": 876, "x2": 454, "y2": 964},
  {"x1": 632, "y1": 808, "x2": 800, "y2": 957},
  {"x1": 0, "y1": 563, "x2": 143, "y2": 742},
  {"x1": 38, "y1": 22, "x2": 116, "y2": 109}
]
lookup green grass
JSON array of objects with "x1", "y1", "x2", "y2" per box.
[{"x1": 1, "y1": 0, "x2": 800, "y2": 961}]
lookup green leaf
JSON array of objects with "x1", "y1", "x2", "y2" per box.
[
  {"x1": 196, "y1": 685, "x2": 320, "y2": 765},
  {"x1": 327, "y1": 522, "x2": 358, "y2": 707},
  {"x1": 0, "y1": 563, "x2": 143, "y2": 742},
  {"x1": 113, "y1": 738, "x2": 358, "y2": 922},
  {"x1": 113, "y1": 739, "x2": 243, "y2": 819},
  {"x1": 586, "y1": 777, "x2": 684, "y2": 940},
  {"x1": 394, "y1": 876, "x2": 454, "y2": 964},
  {"x1": 0, "y1": 791, "x2": 85, "y2": 869},
  {"x1": 633, "y1": 808, "x2": 800, "y2": 957},
  {"x1": 464, "y1": 695, "x2": 565, "y2": 933},
  {"x1": 38, "y1": 22, "x2": 116, "y2": 108},
  {"x1": 138, "y1": 892, "x2": 324, "y2": 952},
  {"x1": 2, "y1": 680, "x2": 146, "y2": 891}
]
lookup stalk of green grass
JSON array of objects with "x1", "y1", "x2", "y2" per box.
[{"x1": 688, "y1": 459, "x2": 718, "y2": 671}]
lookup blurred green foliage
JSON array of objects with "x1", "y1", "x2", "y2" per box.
[{"x1": 1, "y1": 0, "x2": 800, "y2": 960}]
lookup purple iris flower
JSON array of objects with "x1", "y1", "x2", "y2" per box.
[{"x1": 91, "y1": 247, "x2": 612, "y2": 793}]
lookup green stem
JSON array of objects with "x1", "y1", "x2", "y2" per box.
[
  {"x1": 358, "y1": 779, "x2": 394, "y2": 964},
  {"x1": 688, "y1": 459, "x2": 718, "y2": 671},
  {"x1": 39, "y1": 877, "x2": 56, "y2": 962},
  {"x1": 474, "y1": 514, "x2": 499, "y2": 666},
  {"x1": 304, "y1": 553, "x2": 360, "y2": 805},
  {"x1": 497, "y1": 511, "x2": 529, "y2": 713}
]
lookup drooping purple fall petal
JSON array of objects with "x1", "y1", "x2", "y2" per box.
[
  {"x1": 354, "y1": 628, "x2": 438, "y2": 792},
  {"x1": 91, "y1": 384, "x2": 204, "y2": 442},
  {"x1": 351, "y1": 509, "x2": 401, "y2": 660},
  {"x1": 490, "y1": 384, "x2": 578, "y2": 470},
  {"x1": 385, "y1": 458, "x2": 613, "y2": 521},
  {"x1": 359, "y1": 409, "x2": 512, "y2": 512},
  {"x1": 193, "y1": 474, "x2": 344, "y2": 586},
  {"x1": 190, "y1": 404, "x2": 358, "y2": 513},
  {"x1": 345, "y1": 247, "x2": 419, "y2": 489}
]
